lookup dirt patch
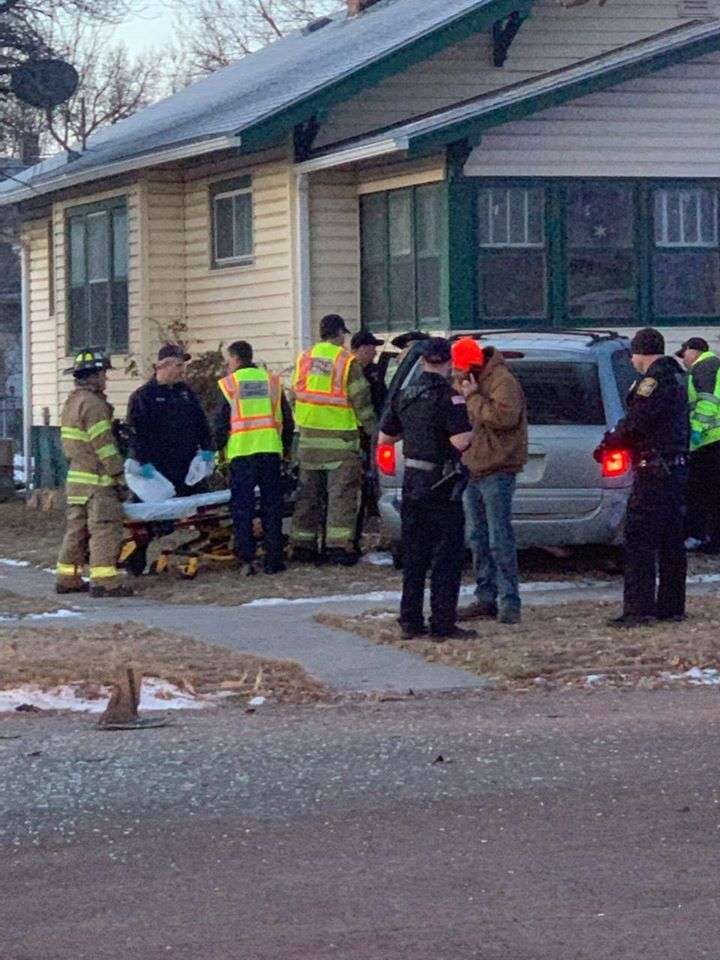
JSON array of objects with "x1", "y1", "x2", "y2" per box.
[
  {"x1": 0, "y1": 589, "x2": 66, "y2": 618},
  {"x1": 0, "y1": 621, "x2": 328, "y2": 703},
  {"x1": 0, "y1": 502, "x2": 65, "y2": 568},
  {"x1": 317, "y1": 596, "x2": 720, "y2": 689}
]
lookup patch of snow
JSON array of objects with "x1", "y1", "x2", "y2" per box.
[
  {"x1": 362, "y1": 552, "x2": 394, "y2": 567},
  {"x1": 585, "y1": 674, "x2": 604, "y2": 686},
  {"x1": 664, "y1": 667, "x2": 720, "y2": 686},
  {"x1": 0, "y1": 678, "x2": 234, "y2": 714},
  {"x1": 0, "y1": 558, "x2": 30, "y2": 568},
  {"x1": 248, "y1": 695, "x2": 266, "y2": 707},
  {"x1": 26, "y1": 609, "x2": 81, "y2": 620}
]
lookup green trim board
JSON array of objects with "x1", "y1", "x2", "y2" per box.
[
  {"x1": 454, "y1": 177, "x2": 720, "y2": 330},
  {"x1": 242, "y1": 0, "x2": 537, "y2": 155}
]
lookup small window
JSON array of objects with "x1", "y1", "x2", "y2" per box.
[
  {"x1": 66, "y1": 198, "x2": 128, "y2": 353},
  {"x1": 476, "y1": 186, "x2": 547, "y2": 320},
  {"x1": 360, "y1": 182, "x2": 444, "y2": 331},
  {"x1": 211, "y1": 176, "x2": 253, "y2": 267},
  {"x1": 654, "y1": 187, "x2": 717, "y2": 248}
]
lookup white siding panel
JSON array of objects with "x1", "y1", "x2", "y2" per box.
[
  {"x1": 465, "y1": 50, "x2": 720, "y2": 178},
  {"x1": 316, "y1": 0, "x2": 694, "y2": 148}
]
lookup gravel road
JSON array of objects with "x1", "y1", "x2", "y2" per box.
[{"x1": 2, "y1": 689, "x2": 720, "y2": 959}]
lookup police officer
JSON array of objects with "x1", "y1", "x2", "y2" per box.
[
  {"x1": 595, "y1": 328, "x2": 689, "y2": 628},
  {"x1": 378, "y1": 337, "x2": 476, "y2": 641}
]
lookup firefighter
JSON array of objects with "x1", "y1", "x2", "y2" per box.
[
  {"x1": 214, "y1": 340, "x2": 294, "y2": 576},
  {"x1": 56, "y1": 350, "x2": 133, "y2": 598},
  {"x1": 290, "y1": 314, "x2": 377, "y2": 565}
]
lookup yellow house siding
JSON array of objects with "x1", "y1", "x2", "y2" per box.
[
  {"x1": 184, "y1": 160, "x2": 295, "y2": 372},
  {"x1": 315, "y1": 0, "x2": 696, "y2": 149},
  {"x1": 143, "y1": 178, "x2": 187, "y2": 367},
  {"x1": 23, "y1": 217, "x2": 56, "y2": 424},
  {"x1": 309, "y1": 172, "x2": 360, "y2": 340}
]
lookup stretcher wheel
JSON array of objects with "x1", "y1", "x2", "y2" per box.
[
  {"x1": 149, "y1": 554, "x2": 170, "y2": 576},
  {"x1": 178, "y1": 556, "x2": 199, "y2": 579}
]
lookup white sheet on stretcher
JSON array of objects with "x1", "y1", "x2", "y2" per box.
[{"x1": 123, "y1": 490, "x2": 231, "y2": 523}]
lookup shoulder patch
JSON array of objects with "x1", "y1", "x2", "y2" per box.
[
  {"x1": 451, "y1": 395, "x2": 466, "y2": 406},
  {"x1": 636, "y1": 377, "x2": 658, "y2": 398}
]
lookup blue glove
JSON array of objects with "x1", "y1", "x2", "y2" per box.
[
  {"x1": 200, "y1": 450, "x2": 215, "y2": 463},
  {"x1": 140, "y1": 463, "x2": 156, "y2": 479}
]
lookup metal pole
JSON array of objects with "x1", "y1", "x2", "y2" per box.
[{"x1": 20, "y1": 241, "x2": 31, "y2": 493}]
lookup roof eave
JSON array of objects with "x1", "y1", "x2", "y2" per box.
[{"x1": 0, "y1": 134, "x2": 243, "y2": 208}]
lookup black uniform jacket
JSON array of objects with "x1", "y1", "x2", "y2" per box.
[
  {"x1": 380, "y1": 371, "x2": 471, "y2": 501},
  {"x1": 127, "y1": 378, "x2": 213, "y2": 489},
  {"x1": 602, "y1": 356, "x2": 689, "y2": 463}
]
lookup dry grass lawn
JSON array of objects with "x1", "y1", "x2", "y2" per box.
[
  {"x1": 0, "y1": 621, "x2": 328, "y2": 703},
  {"x1": 317, "y1": 597, "x2": 720, "y2": 689}
]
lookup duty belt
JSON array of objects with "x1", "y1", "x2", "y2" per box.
[{"x1": 405, "y1": 458, "x2": 441, "y2": 472}]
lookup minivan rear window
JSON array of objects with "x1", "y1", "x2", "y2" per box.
[
  {"x1": 611, "y1": 349, "x2": 636, "y2": 409},
  {"x1": 508, "y1": 361, "x2": 605, "y2": 426}
]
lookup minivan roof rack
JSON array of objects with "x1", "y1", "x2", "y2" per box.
[{"x1": 452, "y1": 328, "x2": 626, "y2": 343}]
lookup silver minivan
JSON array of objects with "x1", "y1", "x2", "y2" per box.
[{"x1": 377, "y1": 329, "x2": 636, "y2": 553}]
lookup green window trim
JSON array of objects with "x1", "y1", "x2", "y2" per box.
[
  {"x1": 65, "y1": 197, "x2": 128, "y2": 354},
  {"x1": 359, "y1": 182, "x2": 448, "y2": 332},
  {"x1": 210, "y1": 175, "x2": 254, "y2": 269},
  {"x1": 453, "y1": 176, "x2": 720, "y2": 330}
]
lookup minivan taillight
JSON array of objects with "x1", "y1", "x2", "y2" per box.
[
  {"x1": 376, "y1": 443, "x2": 397, "y2": 476},
  {"x1": 602, "y1": 448, "x2": 631, "y2": 478}
]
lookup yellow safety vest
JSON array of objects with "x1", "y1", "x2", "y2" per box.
[
  {"x1": 292, "y1": 342, "x2": 358, "y2": 432},
  {"x1": 688, "y1": 351, "x2": 720, "y2": 452},
  {"x1": 218, "y1": 367, "x2": 283, "y2": 459}
]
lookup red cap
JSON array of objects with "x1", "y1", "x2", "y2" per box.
[{"x1": 451, "y1": 337, "x2": 485, "y2": 373}]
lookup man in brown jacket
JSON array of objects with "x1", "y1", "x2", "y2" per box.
[
  {"x1": 56, "y1": 350, "x2": 132, "y2": 598},
  {"x1": 452, "y1": 338, "x2": 528, "y2": 624}
]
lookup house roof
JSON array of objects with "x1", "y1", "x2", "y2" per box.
[
  {"x1": 0, "y1": 0, "x2": 527, "y2": 206},
  {"x1": 297, "y1": 18, "x2": 720, "y2": 170}
]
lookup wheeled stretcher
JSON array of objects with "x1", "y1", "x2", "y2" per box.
[{"x1": 118, "y1": 465, "x2": 298, "y2": 579}]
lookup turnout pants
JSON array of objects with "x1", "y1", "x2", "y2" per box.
[
  {"x1": 229, "y1": 453, "x2": 283, "y2": 568},
  {"x1": 400, "y1": 497, "x2": 465, "y2": 634},
  {"x1": 687, "y1": 442, "x2": 720, "y2": 546},
  {"x1": 57, "y1": 491, "x2": 124, "y2": 589},
  {"x1": 623, "y1": 466, "x2": 687, "y2": 619},
  {"x1": 291, "y1": 457, "x2": 362, "y2": 552}
]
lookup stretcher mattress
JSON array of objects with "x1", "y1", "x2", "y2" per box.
[{"x1": 123, "y1": 490, "x2": 231, "y2": 523}]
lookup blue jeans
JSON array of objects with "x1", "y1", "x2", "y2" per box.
[
  {"x1": 464, "y1": 473, "x2": 520, "y2": 614},
  {"x1": 230, "y1": 453, "x2": 283, "y2": 567}
]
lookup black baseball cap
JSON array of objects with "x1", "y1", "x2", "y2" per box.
[
  {"x1": 157, "y1": 343, "x2": 191, "y2": 362},
  {"x1": 419, "y1": 336, "x2": 452, "y2": 364},
  {"x1": 676, "y1": 337, "x2": 709, "y2": 358},
  {"x1": 390, "y1": 330, "x2": 431, "y2": 351},
  {"x1": 320, "y1": 314, "x2": 351, "y2": 339},
  {"x1": 630, "y1": 327, "x2": 665, "y2": 357},
  {"x1": 351, "y1": 330, "x2": 384, "y2": 350}
]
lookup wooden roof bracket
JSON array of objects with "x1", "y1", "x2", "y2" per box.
[{"x1": 492, "y1": 10, "x2": 528, "y2": 68}]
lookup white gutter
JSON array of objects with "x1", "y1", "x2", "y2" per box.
[
  {"x1": 0, "y1": 135, "x2": 242, "y2": 206},
  {"x1": 19, "y1": 241, "x2": 31, "y2": 493},
  {"x1": 295, "y1": 173, "x2": 312, "y2": 350},
  {"x1": 294, "y1": 137, "x2": 407, "y2": 174}
]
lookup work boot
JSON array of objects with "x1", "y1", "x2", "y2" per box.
[
  {"x1": 55, "y1": 581, "x2": 89, "y2": 595},
  {"x1": 290, "y1": 545, "x2": 320, "y2": 564},
  {"x1": 326, "y1": 547, "x2": 360, "y2": 567},
  {"x1": 457, "y1": 601, "x2": 498, "y2": 622},
  {"x1": 90, "y1": 583, "x2": 134, "y2": 599},
  {"x1": 656, "y1": 613, "x2": 687, "y2": 623},
  {"x1": 240, "y1": 562, "x2": 257, "y2": 577},
  {"x1": 429, "y1": 625, "x2": 479, "y2": 641},
  {"x1": 606, "y1": 614, "x2": 655, "y2": 629},
  {"x1": 498, "y1": 607, "x2": 521, "y2": 625},
  {"x1": 263, "y1": 561, "x2": 287, "y2": 575},
  {"x1": 399, "y1": 622, "x2": 427, "y2": 640}
]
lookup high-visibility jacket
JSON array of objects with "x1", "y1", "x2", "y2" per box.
[
  {"x1": 292, "y1": 342, "x2": 359, "y2": 432},
  {"x1": 217, "y1": 366, "x2": 283, "y2": 459},
  {"x1": 688, "y1": 351, "x2": 720, "y2": 451},
  {"x1": 60, "y1": 385, "x2": 124, "y2": 506}
]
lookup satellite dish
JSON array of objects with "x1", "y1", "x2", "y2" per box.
[{"x1": 10, "y1": 59, "x2": 79, "y2": 109}]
